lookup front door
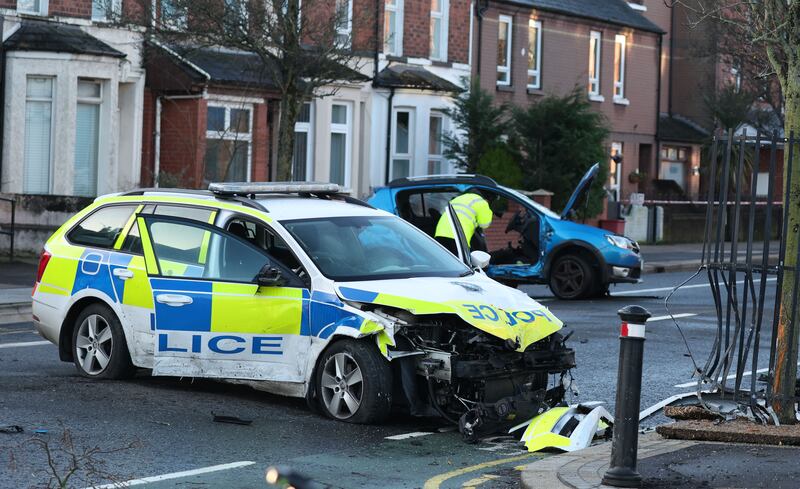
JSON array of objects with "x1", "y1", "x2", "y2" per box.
[{"x1": 136, "y1": 214, "x2": 310, "y2": 382}]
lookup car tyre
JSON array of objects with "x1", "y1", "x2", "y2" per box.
[
  {"x1": 549, "y1": 254, "x2": 593, "y2": 300},
  {"x1": 72, "y1": 303, "x2": 135, "y2": 379},
  {"x1": 315, "y1": 339, "x2": 392, "y2": 424}
]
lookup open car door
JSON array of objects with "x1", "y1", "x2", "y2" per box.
[{"x1": 446, "y1": 203, "x2": 473, "y2": 268}]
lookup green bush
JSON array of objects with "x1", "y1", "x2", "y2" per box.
[
  {"x1": 477, "y1": 145, "x2": 523, "y2": 188},
  {"x1": 512, "y1": 87, "x2": 610, "y2": 217}
]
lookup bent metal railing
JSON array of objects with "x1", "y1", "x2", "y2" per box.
[{"x1": 680, "y1": 130, "x2": 798, "y2": 423}]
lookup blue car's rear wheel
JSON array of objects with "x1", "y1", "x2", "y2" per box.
[{"x1": 549, "y1": 254, "x2": 593, "y2": 300}]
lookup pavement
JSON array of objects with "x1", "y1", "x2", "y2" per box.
[
  {"x1": 0, "y1": 259, "x2": 34, "y2": 323},
  {"x1": 521, "y1": 431, "x2": 800, "y2": 489},
  {"x1": 639, "y1": 241, "x2": 777, "y2": 273}
]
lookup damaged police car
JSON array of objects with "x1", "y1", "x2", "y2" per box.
[{"x1": 32, "y1": 183, "x2": 574, "y2": 435}]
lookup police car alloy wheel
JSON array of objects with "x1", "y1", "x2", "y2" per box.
[
  {"x1": 72, "y1": 304, "x2": 135, "y2": 379},
  {"x1": 315, "y1": 340, "x2": 392, "y2": 424}
]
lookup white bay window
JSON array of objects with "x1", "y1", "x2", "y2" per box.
[
  {"x1": 330, "y1": 103, "x2": 351, "y2": 186},
  {"x1": 391, "y1": 108, "x2": 414, "y2": 180},
  {"x1": 73, "y1": 80, "x2": 103, "y2": 197}
]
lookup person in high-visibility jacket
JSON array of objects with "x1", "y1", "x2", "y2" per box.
[{"x1": 434, "y1": 188, "x2": 496, "y2": 255}]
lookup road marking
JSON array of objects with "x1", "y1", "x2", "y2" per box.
[
  {"x1": 423, "y1": 453, "x2": 539, "y2": 489},
  {"x1": 0, "y1": 340, "x2": 50, "y2": 349},
  {"x1": 385, "y1": 431, "x2": 434, "y2": 440},
  {"x1": 647, "y1": 313, "x2": 697, "y2": 322},
  {"x1": 462, "y1": 473, "x2": 500, "y2": 488},
  {"x1": 612, "y1": 277, "x2": 777, "y2": 296},
  {"x1": 671, "y1": 364, "x2": 800, "y2": 388},
  {"x1": 86, "y1": 461, "x2": 256, "y2": 488}
]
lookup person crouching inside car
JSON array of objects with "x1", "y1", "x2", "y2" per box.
[{"x1": 434, "y1": 188, "x2": 499, "y2": 255}]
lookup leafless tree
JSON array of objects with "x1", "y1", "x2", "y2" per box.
[{"x1": 127, "y1": 0, "x2": 374, "y2": 181}]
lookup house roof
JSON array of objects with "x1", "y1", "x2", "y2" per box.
[
  {"x1": 3, "y1": 20, "x2": 126, "y2": 58},
  {"x1": 151, "y1": 43, "x2": 368, "y2": 91},
  {"x1": 505, "y1": 0, "x2": 664, "y2": 34},
  {"x1": 659, "y1": 115, "x2": 710, "y2": 143},
  {"x1": 374, "y1": 64, "x2": 462, "y2": 92}
]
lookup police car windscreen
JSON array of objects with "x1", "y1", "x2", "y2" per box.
[{"x1": 282, "y1": 216, "x2": 472, "y2": 281}]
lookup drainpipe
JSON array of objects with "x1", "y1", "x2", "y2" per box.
[
  {"x1": 374, "y1": 0, "x2": 380, "y2": 79},
  {"x1": 655, "y1": 33, "x2": 664, "y2": 190},
  {"x1": 153, "y1": 88, "x2": 207, "y2": 187},
  {"x1": 384, "y1": 87, "x2": 395, "y2": 184},
  {"x1": 475, "y1": 0, "x2": 489, "y2": 79}
]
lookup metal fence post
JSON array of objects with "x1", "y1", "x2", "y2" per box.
[{"x1": 602, "y1": 305, "x2": 651, "y2": 488}]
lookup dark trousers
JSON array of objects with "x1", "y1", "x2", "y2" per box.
[{"x1": 435, "y1": 236, "x2": 459, "y2": 255}]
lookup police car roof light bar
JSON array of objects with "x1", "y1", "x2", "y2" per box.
[{"x1": 209, "y1": 182, "x2": 341, "y2": 196}]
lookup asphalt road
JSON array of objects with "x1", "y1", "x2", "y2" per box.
[{"x1": 0, "y1": 270, "x2": 778, "y2": 489}]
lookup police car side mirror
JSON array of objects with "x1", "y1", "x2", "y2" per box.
[
  {"x1": 257, "y1": 265, "x2": 285, "y2": 287},
  {"x1": 470, "y1": 250, "x2": 491, "y2": 270}
]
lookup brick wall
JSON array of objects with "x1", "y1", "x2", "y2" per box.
[
  {"x1": 447, "y1": 0, "x2": 469, "y2": 64},
  {"x1": 49, "y1": 0, "x2": 92, "y2": 18},
  {"x1": 402, "y1": 0, "x2": 430, "y2": 58},
  {"x1": 159, "y1": 98, "x2": 207, "y2": 188},
  {"x1": 251, "y1": 103, "x2": 270, "y2": 182},
  {"x1": 141, "y1": 88, "x2": 156, "y2": 186}
]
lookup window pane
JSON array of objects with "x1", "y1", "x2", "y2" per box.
[
  {"x1": 431, "y1": 0, "x2": 442, "y2": 13},
  {"x1": 427, "y1": 159, "x2": 441, "y2": 174},
  {"x1": 297, "y1": 102, "x2": 311, "y2": 123},
  {"x1": 292, "y1": 131, "x2": 308, "y2": 180},
  {"x1": 74, "y1": 103, "x2": 100, "y2": 197},
  {"x1": 93, "y1": 0, "x2": 108, "y2": 19},
  {"x1": 527, "y1": 24, "x2": 538, "y2": 70},
  {"x1": 230, "y1": 108, "x2": 250, "y2": 133},
  {"x1": 149, "y1": 220, "x2": 270, "y2": 282},
  {"x1": 24, "y1": 94, "x2": 52, "y2": 193},
  {"x1": 69, "y1": 205, "x2": 136, "y2": 249},
  {"x1": 26, "y1": 77, "x2": 52, "y2": 98},
  {"x1": 385, "y1": 9, "x2": 396, "y2": 53},
  {"x1": 18, "y1": 0, "x2": 40, "y2": 13},
  {"x1": 430, "y1": 17, "x2": 441, "y2": 59},
  {"x1": 78, "y1": 80, "x2": 101, "y2": 99},
  {"x1": 428, "y1": 115, "x2": 442, "y2": 155},
  {"x1": 497, "y1": 20, "x2": 508, "y2": 66},
  {"x1": 331, "y1": 104, "x2": 347, "y2": 124},
  {"x1": 205, "y1": 139, "x2": 249, "y2": 183},
  {"x1": 207, "y1": 107, "x2": 225, "y2": 132},
  {"x1": 392, "y1": 159, "x2": 410, "y2": 179},
  {"x1": 395, "y1": 111, "x2": 410, "y2": 153},
  {"x1": 330, "y1": 133, "x2": 346, "y2": 185}
]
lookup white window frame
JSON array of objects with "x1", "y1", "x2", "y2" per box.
[
  {"x1": 427, "y1": 111, "x2": 445, "y2": 175},
  {"x1": 390, "y1": 107, "x2": 415, "y2": 180},
  {"x1": 24, "y1": 76, "x2": 55, "y2": 194},
  {"x1": 497, "y1": 15, "x2": 513, "y2": 86},
  {"x1": 17, "y1": 0, "x2": 47, "y2": 15},
  {"x1": 526, "y1": 19, "x2": 542, "y2": 89},
  {"x1": 335, "y1": 0, "x2": 353, "y2": 48},
  {"x1": 384, "y1": 0, "x2": 404, "y2": 56},
  {"x1": 330, "y1": 102, "x2": 352, "y2": 187},
  {"x1": 609, "y1": 142, "x2": 623, "y2": 201},
  {"x1": 430, "y1": 0, "x2": 449, "y2": 62},
  {"x1": 588, "y1": 30, "x2": 604, "y2": 101},
  {"x1": 205, "y1": 102, "x2": 254, "y2": 183},
  {"x1": 613, "y1": 34, "x2": 628, "y2": 104},
  {"x1": 92, "y1": 0, "x2": 121, "y2": 22},
  {"x1": 74, "y1": 79, "x2": 104, "y2": 197},
  {"x1": 293, "y1": 102, "x2": 314, "y2": 180}
]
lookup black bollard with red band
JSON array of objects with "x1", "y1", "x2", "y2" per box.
[{"x1": 602, "y1": 305, "x2": 651, "y2": 488}]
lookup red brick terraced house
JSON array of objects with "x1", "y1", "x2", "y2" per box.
[{"x1": 472, "y1": 0, "x2": 666, "y2": 209}]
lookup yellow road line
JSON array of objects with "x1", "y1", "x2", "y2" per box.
[
  {"x1": 462, "y1": 473, "x2": 499, "y2": 488},
  {"x1": 424, "y1": 453, "x2": 539, "y2": 489}
]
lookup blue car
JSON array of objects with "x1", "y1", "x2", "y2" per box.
[{"x1": 367, "y1": 164, "x2": 642, "y2": 299}]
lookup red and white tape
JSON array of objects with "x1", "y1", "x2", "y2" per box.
[{"x1": 620, "y1": 322, "x2": 646, "y2": 338}]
